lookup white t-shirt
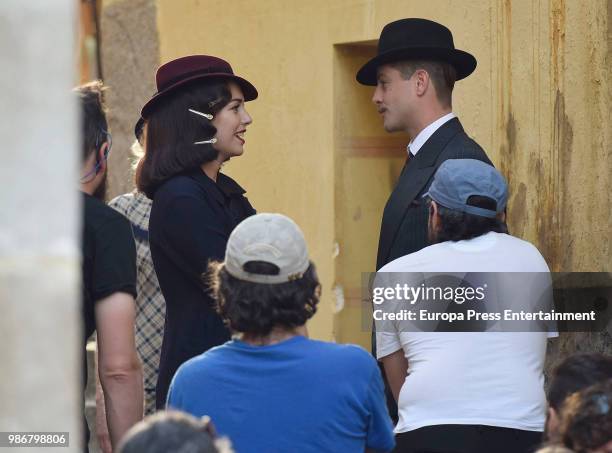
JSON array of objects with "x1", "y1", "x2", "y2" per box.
[{"x1": 375, "y1": 232, "x2": 554, "y2": 433}]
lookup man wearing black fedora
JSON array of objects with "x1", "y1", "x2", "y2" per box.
[
  {"x1": 356, "y1": 17, "x2": 494, "y2": 451},
  {"x1": 356, "y1": 17, "x2": 492, "y2": 270}
]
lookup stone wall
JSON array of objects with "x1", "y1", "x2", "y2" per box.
[{"x1": 101, "y1": 0, "x2": 159, "y2": 200}]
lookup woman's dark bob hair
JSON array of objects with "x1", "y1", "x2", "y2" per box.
[
  {"x1": 208, "y1": 261, "x2": 320, "y2": 337},
  {"x1": 136, "y1": 78, "x2": 233, "y2": 198}
]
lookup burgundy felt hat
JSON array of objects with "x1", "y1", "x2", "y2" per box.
[{"x1": 141, "y1": 55, "x2": 258, "y2": 118}]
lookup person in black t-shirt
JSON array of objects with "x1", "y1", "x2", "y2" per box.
[{"x1": 77, "y1": 81, "x2": 143, "y2": 452}]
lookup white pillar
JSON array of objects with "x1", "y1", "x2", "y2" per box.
[{"x1": 0, "y1": 1, "x2": 81, "y2": 452}]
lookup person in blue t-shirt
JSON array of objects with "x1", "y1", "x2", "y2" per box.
[{"x1": 167, "y1": 213, "x2": 395, "y2": 453}]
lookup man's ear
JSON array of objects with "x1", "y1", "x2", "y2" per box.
[
  {"x1": 546, "y1": 407, "x2": 560, "y2": 438},
  {"x1": 415, "y1": 69, "x2": 430, "y2": 96},
  {"x1": 430, "y1": 200, "x2": 439, "y2": 217},
  {"x1": 97, "y1": 142, "x2": 109, "y2": 173}
]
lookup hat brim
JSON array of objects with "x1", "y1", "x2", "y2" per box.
[
  {"x1": 141, "y1": 72, "x2": 258, "y2": 118},
  {"x1": 134, "y1": 117, "x2": 145, "y2": 140},
  {"x1": 356, "y1": 47, "x2": 477, "y2": 86}
]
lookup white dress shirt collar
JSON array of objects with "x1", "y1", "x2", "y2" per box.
[{"x1": 407, "y1": 112, "x2": 456, "y2": 156}]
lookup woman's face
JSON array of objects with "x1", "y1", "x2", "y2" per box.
[{"x1": 212, "y1": 82, "x2": 252, "y2": 159}]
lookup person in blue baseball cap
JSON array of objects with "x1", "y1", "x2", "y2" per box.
[
  {"x1": 375, "y1": 158, "x2": 555, "y2": 453},
  {"x1": 423, "y1": 158, "x2": 508, "y2": 244}
]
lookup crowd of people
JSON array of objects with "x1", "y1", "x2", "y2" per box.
[{"x1": 78, "y1": 17, "x2": 611, "y2": 453}]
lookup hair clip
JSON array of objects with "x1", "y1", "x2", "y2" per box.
[
  {"x1": 188, "y1": 108, "x2": 213, "y2": 120},
  {"x1": 194, "y1": 138, "x2": 217, "y2": 145},
  {"x1": 208, "y1": 98, "x2": 222, "y2": 108}
]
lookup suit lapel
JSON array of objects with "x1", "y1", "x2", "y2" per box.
[{"x1": 377, "y1": 118, "x2": 464, "y2": 267}]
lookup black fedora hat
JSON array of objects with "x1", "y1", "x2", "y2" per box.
[
  {"x1": 356, "y1": 18, "x2": 477, "y2": 86},
  {"x1": 141, "y1": 55, "x2": 258, "y2": 118}
]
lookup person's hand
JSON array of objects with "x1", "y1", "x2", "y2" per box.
[{"x1": 96, "y1": 382, "x2": 112, "y2": 453}]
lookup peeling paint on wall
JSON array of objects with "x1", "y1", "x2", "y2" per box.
[{"x1": 555, "y1": 90, "x2": 574, "y2": 272}]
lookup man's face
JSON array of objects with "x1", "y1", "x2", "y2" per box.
[{"x1": 372, "y1": 64, "x2": 416, "y2": 133}]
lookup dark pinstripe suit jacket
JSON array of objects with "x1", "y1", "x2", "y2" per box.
[{"x1": 376, "y1": 117, "x2": 492, "y2": 270}]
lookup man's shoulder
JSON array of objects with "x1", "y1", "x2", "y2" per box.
[
  {"x1": 305, "y1": 339, "x2": 377, "y2": 370},
  {"x1": 381, "y1": 233, "x2": 549, "y2": 272},
  {"x1": 380, "y1": 241, "x2": 449, "y2": 272},
  {"x1": 108, "y1": 192, "x2": 134, "y2": 213},
  {"x1": 109, "y1": 192, "x2": 152, "y2": 229},
  {"x1": 492, "y1": 234, "x2": 550, "y2": 270},
  {"x1": 172, "y1": 342, "x2": 229, "y2": 380},
  {"x1": 84, "y1": 193, "x2": 131, "y2": 231},
  {"x1": 442, "y1": 126, "x2": 491, "y2": 164},
  {"x1": 108, "y1": 193, "x2": 135, "y2": 224}
]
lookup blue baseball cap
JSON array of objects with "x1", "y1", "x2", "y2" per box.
[{"x1": 424, "y1": 159, "x2": 508, "y2": 218}]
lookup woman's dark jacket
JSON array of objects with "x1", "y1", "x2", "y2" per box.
[{"x1": 149, "y1": 168, "x2": 255, "y2": 408}]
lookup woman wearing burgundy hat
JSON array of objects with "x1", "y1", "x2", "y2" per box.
[{"x1": 136, "y1": 55, "x2": 258, "y2": 409}]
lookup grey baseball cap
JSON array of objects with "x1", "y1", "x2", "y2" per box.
[
  {"x1": 424, "y1": 159, "x2": 508, "y2": 218},
  {"x1": 225, "y1": 213, "x2": 310, "y2": 284}
]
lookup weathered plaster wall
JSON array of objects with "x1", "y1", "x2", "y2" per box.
[
  {"x1": 495, "y1": 0, "x2": 611, "y2": 274},
  {"x1": 100, "y1": 0, "x2": 610, "y2": 346},
  {"x1": 493, "y1": 0, "x2": 612, "y2": 358},
  {"x1": 101, "y1": 0, "x2": 159, "y2": 199}
]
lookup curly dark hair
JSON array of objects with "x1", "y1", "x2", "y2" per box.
[
  {"x1": 548, "y1": 353, "x2": 612, "y2": 412},
  {"x1": 429, "y1": 195, "x2": 508, "y2": 243},
  {"x1": 208, "y1": 261, "x2": 320, "y2": 337},
  {"x1": 136, "y1": 78, "x2": 232, "y2": 198},
  {"x1": 559, "y1": 378, "x2": 612, "y2": 453}
]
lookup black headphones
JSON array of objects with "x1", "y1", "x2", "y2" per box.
[{"x1": 80, "y1": 130, "x2": 112, "y2": 183}]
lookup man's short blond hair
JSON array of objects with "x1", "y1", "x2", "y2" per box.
[{"x1": 390, "y1": 60, "x2": 456, "y2": 107}]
